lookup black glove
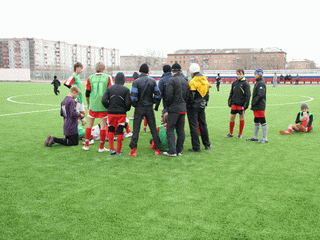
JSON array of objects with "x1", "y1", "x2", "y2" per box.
[{"x1": 154, "y1": 106, "x2": 159, "y2": 111}]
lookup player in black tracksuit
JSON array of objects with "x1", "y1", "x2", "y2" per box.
[
  {"x1": 163, "y1": 63, "x2": 190, "y2": 156},
  {"x1": 51, "y1": 76, "x2": 61, "y2": 95},
  {"x1": 129, "y1": 63, "x2": 161, "y2": 156}
]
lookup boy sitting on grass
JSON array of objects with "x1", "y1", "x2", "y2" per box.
[
  {"x1": 45, "y1": 86, "x2": 84, "y2": 147},
  {"x1": 280, "y1": 104, "x2": 314, "y2": 135}
]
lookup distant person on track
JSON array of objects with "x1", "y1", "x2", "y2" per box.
[
  {"x1": 246, "y1": 68, "x2": 268, "y2": 143},
  {"x1": 45, "y1": 86, "x2": 84, "y2": 147},
  {"x1": 51, "y1": 75, "x2": 61, "y2": 95},
  {"x1": 273, "y1": 73, "x2": 277, "y2": 87},
  {"x1": 64, "y1": 62, "x2": 86, "y2": 125},
  {"x1": 216, "y1": 73, "x2": 221, "y2": 91},
  {"x1": 225, "y1": 69, "x2": 251, "y2": 139},
  {"x1": 279, "y1": 104, "x2": 314, "y2": 135}
]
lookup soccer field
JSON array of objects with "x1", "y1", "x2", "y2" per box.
[{"x1": 1, "y1": 82, "x2": 320, "y2": 239}]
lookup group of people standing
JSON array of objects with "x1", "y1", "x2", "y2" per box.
[
  {"x1": 129, "y1": 62, "x2": 212, "y2": 157},
  {"x1": 45, "y1": 61, "x2": 212, "y2": 157}
]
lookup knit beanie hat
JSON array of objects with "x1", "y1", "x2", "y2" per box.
[
  {"x1": 189, "y1": 63, "x2": 200, "y2": 73},
  {"x1": 115, "y1": 72, "x2": 126, "y2": 85},
  {"x1": 254, "y1": 68, "x2": 264, "y2": 76},
  {"x1": 172, "y1": 63, "x2": 181, "y2": 72},
  {"x1": 163, "y1": 65, "x2": 172, "y2": 73},
  {"x1": 132, "y1": 72, "x2": 139, "y2": 80},
  {"x1": 139, "y1": 63, "x2": 149, "y2": 74},
  {"x1": 301, "y1": 103, "x2": 308, "y2": 110}
]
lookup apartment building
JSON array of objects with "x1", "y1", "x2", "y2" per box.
[
  {"x1": 286, "y1": 59, "x2": 316, "y2": 69},
  {"x1": 168, "y1": 48, "x2": 287, "y2": 71},
  {"x1": 0, "y1": 38, "x2": 120, "y2": 71}
]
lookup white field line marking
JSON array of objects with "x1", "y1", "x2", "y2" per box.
[
  {"x1": 0, "y1": 109, "x2": 60, "y2": 117},
  {"x1": 1, "y1": 93, "x2": 60, "y2": 117},
  {"x1": 7, "y1": 94, "x2": 60, "y2": 107},
  {"x1": 207, "y1": 95, "x2": 314, "y2": 109},
  {"x1": 1, "y1": 93, "x2": 315, "y2": 116}
]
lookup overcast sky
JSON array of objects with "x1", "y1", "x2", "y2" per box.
[{"x1": 3, "y1": 0, "x2": 319, "y2": 66}]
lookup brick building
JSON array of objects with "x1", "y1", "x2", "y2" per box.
[
  {"x1": 167, "y1": 48, "x2": 286, "y2": 71},
  {"x1": 286, "y1": 59, "x2": 316, "y2": 69}
]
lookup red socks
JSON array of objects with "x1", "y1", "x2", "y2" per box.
[
  {"x1": 230, "y1": 120, "x2": 245, "y2": 135},
  {"x1": 108, "y1": 132, "x2": 115, "y2": 150},
  {"x1": 84, "y1": 128, "x2": 92, "y2": 147},
  {"x1": 230, "y1": 121, "x2": 235, "y2": 135},
  {"x1": 239, "y1": 120, "x2": 245, "y2": 135},
  {"x1": 287, "y1": 128, "x2": 292, "y2": 133},
  {"x1": 100, "y1": 129, "x2": 106, "y2": 149}
]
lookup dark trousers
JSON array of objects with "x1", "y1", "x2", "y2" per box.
[
  {"x1": 187, "y1": 107, "x2": 211, "y2": 150},
  {"x1": 54, "y1": 87, "x2": 60, "y2": 95},
  {"x1": 129, "y1": 106, "x2": 160, "y2": 149},
  {"x1": 216, "y1": 82, "x2": 221, "y2": 91},
  {"x1": 167, "y1": 112, "x2": 185, "y2": 154},
  {"x1": 54, "y1": 133, "x2": 79, "y2": 146}
]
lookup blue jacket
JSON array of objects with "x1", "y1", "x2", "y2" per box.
[{"x1": 130, "y1": 73, "x2": 161, "y2": 109}]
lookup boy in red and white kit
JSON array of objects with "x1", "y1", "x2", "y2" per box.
[
  {"x1": 101, "y1": 72, "x2": 131, "y2": 155},
  {"x1": 82, "y1": 62, "x2": 112, "y2": 152},
  {"x1": 225, "y1": 69, "x2": 251, "y2": 139},
  {"x1": 280, "y1": 104, "x2": 314, "y2": 135}
]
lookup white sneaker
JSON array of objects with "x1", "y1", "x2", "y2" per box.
[
  {"x1": 98, "y1": 147, "x2": 110, "y2": 152},
  {"x1": 82, "y1": 139, "x2": 95, "y2": 145},
  {"x1": 82, "y1": 146, "x2": 89, "y2": 151},
  {"x1": 124, "y1": 132, "x2": 133, "y2": 138}
]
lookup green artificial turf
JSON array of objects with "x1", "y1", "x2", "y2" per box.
[{"x1": 0, "y1": 82, "x2": 319, "y2": 239}]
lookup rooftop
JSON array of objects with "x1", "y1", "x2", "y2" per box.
[{"x1": 171, "y1": 47, "x2": 285, "y2": 55}]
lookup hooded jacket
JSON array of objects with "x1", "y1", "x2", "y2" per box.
[
  {"x1": 251, "y1": 76, "x2": 266, "y2": 111},
  {"x1": 228, "y1": 77, "x2": 251, "y2": 110},
  {"x1": 101, "y1": 72, "x2": 131, "y2": 114},
  {"x1": 188, "y1": 73, "x2": 210, "y2": 109}
]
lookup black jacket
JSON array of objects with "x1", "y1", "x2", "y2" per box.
[
  {"x1": 130, "y1": 73, "x2": 161, "y2": 109},
  {"x1": 164, "y1": 72, "x2": 190, "y2": 113},
  {"x1": 228, "y1": 77, "x2": 251, "y2": 110},
  {"x1": 251, "y1": 77, "x2": 266, "y2": 111},
  {"x1": 101, "y1": 73, "x2": 131, "y2": 114}
]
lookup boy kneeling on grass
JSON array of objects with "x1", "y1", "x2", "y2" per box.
[
  {"x1": 45, "y1": 86, "x2": 84, "y2": 147},
  {"x1": 280, "y1": 103, "x2": 314, "y2": 135}
]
